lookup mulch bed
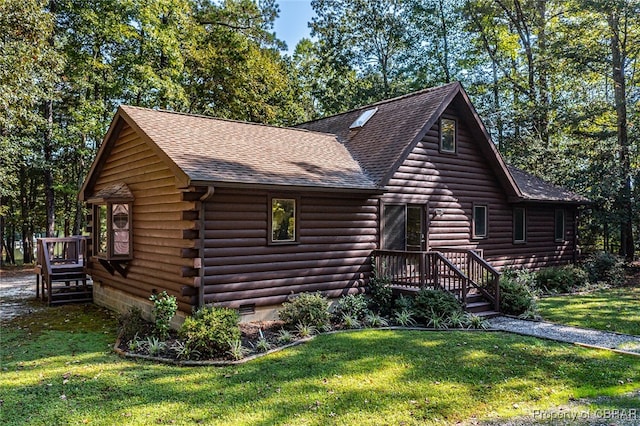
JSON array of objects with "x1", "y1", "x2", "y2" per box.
[{"x1": 116, "y1": 320, "x2": 290, "y2": 363}]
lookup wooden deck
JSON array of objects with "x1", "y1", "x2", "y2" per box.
[
  {"x1": 35, "y1": 237, "x2": 92, "y2": 305},
  {"x1": 372, "y1": 249, "x2": 500, "y2": 316}
]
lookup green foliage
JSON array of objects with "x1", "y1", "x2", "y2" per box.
[
  {"x1": 145, "y1": 336, "x2": 167, "y2": 356},
  {"x1": 333, "y1": 293, "x2": 368, "y2": 320},
  {"x1": 367, "y1": 272, "x2": 394, "y2": 315},
  {"x1": 3, "y1": 301, "x2": 640, "y2": 425},
  {"x1": 295, "y1": 322, "x2": 317, "y2": 338},
  {"x1": 535, "y1": 265, "x2": 589, "y2": 294},
  {"x1": 465, "y1": 313, "x2": 489, "y2": 330},
  {"x1": 393, "y1": 308, "x2": 416, "y2": 327},
  {"x1": 254, "y1": 330, "x2": 271, "y2": 353},
  {"x1": 583, "y1": 252, "x2": 625, "y2": 285},
  {"x1": 363, "y1": 312, "x2": 389, "y2": 328},
  {"x1": 278, "y1": 292, "x2": 331, "y2": 330},
  {"x1": 179, "y1": 306, "x2": 241, "y2": 360},
  {"x1": 340, "y1": 313, "x2": 361, "y2": 329},
  {"x1": 149, "y1": 291, "x2": 178, "y2": 340},
  {"x1": 227, "y1": 339, "x2": 249, "y2": 361},
  {"x1": 276, "y1": 329, "x2": 294, "y2": 345},
  {"x1": 412, "y1": 288, "x2": 463, "y2": 326},
  {"x1": 499, "y1": 270, "x2": 538, "y2": 316}
]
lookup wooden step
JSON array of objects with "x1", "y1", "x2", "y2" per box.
[
  {"x1": 472, "y1": 310, "x2": 500, "y2": 319},
  {"x1": 465, "y1": 301, "x2": 493, "y2": 313}
]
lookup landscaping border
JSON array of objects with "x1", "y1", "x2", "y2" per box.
[{"x1": 112, "y1": 327, "x2": 500, "y2": 366}]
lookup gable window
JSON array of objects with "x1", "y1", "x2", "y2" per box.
[
  {"x1": 513, "y1": 207, "x2": 526, "y2": 243},
  {"x1": 555, "y1": 209, "x2": 565, "y2": 242},
  {"x1": 473, "y1": 204, "x2": 488, "y2": 239},
  {"x1": 88, "y1": 183, "x2": 134, "y2": 261},
  {"x1": 270, "y1": 197, "x2": 297, "y2": 244},
  {"x1": 440, "y1": 118, "x2": 456, "y2": 153}
]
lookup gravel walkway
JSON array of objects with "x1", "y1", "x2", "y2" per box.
[
  {"x1": 0, "y1": 270, "x2": 45, "y2": 322},
  {"x1": 489, "y1": 316, "x2": 640, "y2": 354}
]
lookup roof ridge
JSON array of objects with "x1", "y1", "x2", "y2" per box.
[
  {"x1": 119, "y1": 105, "x2": 336, "y2": 138},
  {"x1": 298, "y1": 81, "x2": 461, "y2": 126}
]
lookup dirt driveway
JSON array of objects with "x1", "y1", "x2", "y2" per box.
[{"x1": 0, "y1": 269, "x2": 45, "y2": 322}]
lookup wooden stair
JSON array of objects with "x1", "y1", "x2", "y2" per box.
[
  {"x1": 36, "y1": 237, "x2": 93, "y2": 306},
  {"x1": 464, "y1": 290, "x2": 500, "y2": 318}
]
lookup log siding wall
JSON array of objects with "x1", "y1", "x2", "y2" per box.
[
  {"x1": 88, "y1": 124, "x2": 197, "y2": 312},
  {"x1": 201, "y1": 188, "x2": 377, "y2": 308},
  {"x1": 384, "y1": 106, "x2": 576, "y2": 270}
]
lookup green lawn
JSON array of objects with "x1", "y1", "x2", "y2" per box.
[
  {"x1": 1, "y1": 305, "x2": 639, "y2": 425},
  {"x1": 537, "y1": 287, "x2": 640, "y2": 336}
]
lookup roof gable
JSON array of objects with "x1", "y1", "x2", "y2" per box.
[
  {"x1": 297, "y1": 82, "x2": 521, "y2": 199},
  {"x1": 81, "y1": 106, "x2": 379, "y2": 200}
]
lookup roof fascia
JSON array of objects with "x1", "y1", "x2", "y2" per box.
[
  {"x1": 79, "y1": 107, "x2": 192, "y2": 201},
  {"x1": 188, "y1": 179, "x2": 384, "y2": 195},
  {"x1": 117, "y1": 107, "x2": 191, "y2": 188},
  {"x1": 457, "y1": 88, "x2": 523, "y2": 198}
]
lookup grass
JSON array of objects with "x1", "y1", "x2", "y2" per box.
[
  {"x1": 1, "y1": 305, "x2": 640, "y2": 425},
  {"x1": 537, "y1": 286, "x2": 640, "y2": 336}
]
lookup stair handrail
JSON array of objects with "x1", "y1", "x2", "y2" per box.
[
  {"x1": 466, "y1": 250, "x2": 500, "y2": 311},
  {"x1": 432, "y1": 251, "x2": 468, "y2": 302}
]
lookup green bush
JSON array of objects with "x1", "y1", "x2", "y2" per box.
[
  {"x1": 179, "y1": 306, "x2": 241, "y2": 360},
  {"x1": 412, "y1": 288, "x2": 463, "y2": 325},
  {"x1": 499, "y1": 272, "x2": 537, "y2": 316},
  {"x1": 333, "y1": 293, "x2": 369, "y2": 320},
  {"x1": 149, "y1": 291, "x2": 178, "y2": 340},
  {"x1": 368, "y1": 271, "x2": 393, "y2": 315},
  {"x1": 535, "y1": 265, "x2": 588, "y2": 294},
  {"x1": 278, "y1": 292, "x2": 331, "y2": 329},
  {"x1": 584, "y1": 252, "x2": 625, "y2": 285}
]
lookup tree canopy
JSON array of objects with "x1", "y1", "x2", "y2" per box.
[{"x1": 1, "y1": 0, "x2": 639, "y2": 263}]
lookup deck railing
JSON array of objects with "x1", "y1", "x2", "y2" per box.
[
  {"x1": 36, "y1": 237, "x2": 88, "y2": 304},
  {"x1": 372, "y1": 248, "x2": 500, "y2": 311},
  {"x1": 431, "y1": 248, "x2": 500, "y2": 311},
  {"x1": 373, "y1": 250, "x2": 469, "y2": 300}
]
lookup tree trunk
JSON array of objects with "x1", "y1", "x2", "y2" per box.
[
  {"x1": 608, "y1": 9, "x2": 634, "y2": 261},
  {"x1": 43, "y1": 99, "x2": 55, "y2": 238}
]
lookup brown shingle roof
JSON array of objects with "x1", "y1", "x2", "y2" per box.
[
  {"x1": 297, "y1": 83, "x2": 461, "y2": 185},
  {"x1": 88, "y1": 182, "x2": 134, "y2": 202},
  {"x1": 508, "y1": 166, "x2": 590, "y2": 204},
  {"x1": 119, "y1": 106, "x2": 377, "y2": 191}
]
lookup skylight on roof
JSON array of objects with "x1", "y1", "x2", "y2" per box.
[{"x1": 349, "y1": 107, "x2": 378, "y2": 129}]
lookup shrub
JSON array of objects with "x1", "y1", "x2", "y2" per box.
[
  {"x1": 535, "y1": 265, "x2": 588, "y2": 294},
  {"x1": 584, "y1": 252, "x2": 625, "y2": 285},
  {"x1": 499, "y1": 272, "x2": 537, "y2": 316},
  {"x1": 412, "y1": 288, "x2": 463, "y2": 326},
  {"x1": 179, "y1": 306, "x2": 241, "y2": 360},
  {"x1": 149, "y1": 291, "x2": 178, "y2": 340},
  {"x1": 118, "y1": 306, "x2": 151, "y2": 342},
  {"x1": 333, "y1": 293, "x2": 369, "y2": 320},
  {"x1": 278, "y1": 292, "x2": 331, "y2": 329},
  {"x1": 393, "y1": 309, "x2": 416, "y2": 327},
  {"x1": 368, "y1": 271, "x2": 393, "y2": 315}
]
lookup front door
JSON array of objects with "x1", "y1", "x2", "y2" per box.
[
  {"x1": 406, "y1": 205, "x2": 425, "y2": 251},
  {"x1": 382, "y1": 204, "x2": 426, "y2": 251}
]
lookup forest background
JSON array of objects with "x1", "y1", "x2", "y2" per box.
[{"x1": 1, "y1": 0, "x2": 638, "y2": 265}]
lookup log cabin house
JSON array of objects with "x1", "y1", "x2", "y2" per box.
[{"x1": 79, "y1": 82, "x2": 588, "y2": 322}]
